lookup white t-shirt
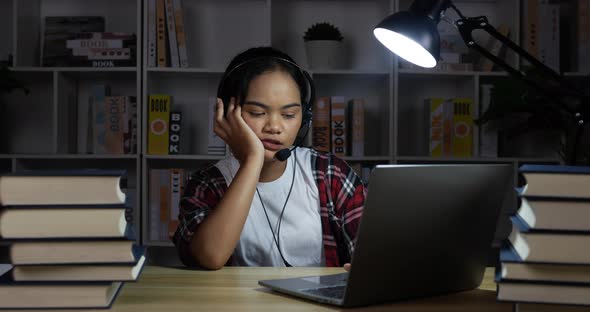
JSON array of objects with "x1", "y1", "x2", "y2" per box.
[{"x1": 214, "y1": 147, "x2": 324, "y2": 267}]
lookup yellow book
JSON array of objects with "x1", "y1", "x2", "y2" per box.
[
  {"x1": 148, "y1": 94, "x2": 171, "y2": 155},
  {"x1": 452, "y1": 98, "x2": 473, "y2": 157},
  {"x1": 427, "y1": 98, "x2": 444, "y2": 157}
]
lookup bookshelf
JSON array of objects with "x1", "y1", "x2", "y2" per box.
[
  {"x1": 6, "y1": 0, "x2": 585, "y2": 264},
  {"x1": 1, "y1": 0, "x2": 142, "y2": 245}
]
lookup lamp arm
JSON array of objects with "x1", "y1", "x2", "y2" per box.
[
  {"x1": 456, "y1": 16, "x2": 581, "y2": 104},
  {"x1": 453, "y1": 15, "x2": 587, "y2": 165}
]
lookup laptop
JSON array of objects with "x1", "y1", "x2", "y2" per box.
[{"x1": 258, "y1": 164, "x2": 512, "y2": 307}]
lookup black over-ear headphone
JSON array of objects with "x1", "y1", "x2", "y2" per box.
[{"x1": 216, "y1": 56, "x2": 315, "y2": 161}]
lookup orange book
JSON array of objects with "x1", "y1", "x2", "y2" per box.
[
  {"x1": 156, "y1": 0, "x2": 167, "y2": 67},
  {"x1": 331, "y1": 96, "x2": 347, "y2": 156},
  {"x1": 312, "y1": 96, "x2": 331, "y2": 152}
]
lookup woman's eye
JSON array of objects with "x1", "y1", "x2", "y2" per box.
[
  {"x1": 283, "y1": 114, "x2": 296, "y2": 119},
  {"x1": 249, "y1": 112, "x2": 264, "y2": 117}
]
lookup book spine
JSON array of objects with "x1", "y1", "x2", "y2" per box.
[
  {"x1": 92, "y1": 85, "x2": 111, "y2": 154},
  {"x1": 71, "y1": 32, "x2": 134, "y2": 40},
  {"x1": 148, "y1": 0, "x2": 157, "y2": 67},
  {"x1": 168, "y1": 168, "x2": 183, "y2": 238},
  {"x1": 122, "y1": 96, "x2": 131, "y2": 154},
  {"x1": 479, "y1": 24, "x2": 510, "y2": 71},
  {"x1": 156, "y1": 0, "x2": 168, "y2": 67},
  {"x1": 84, "y1": 93, "x2": 94, "y2": 154},
  {"x1": 331, "y1": 96, "x2": 347, "y2": 156},
  {"x1": 479, "y1": 84, "x2": 498, "y2": 157},
  {"x1": 104, "y1": 96, "x2": 126, "y2": 154},
  {"x1": 149, "y1": 169, "x2": 161, "y2": 241},
  {"x1": 173, "y1": 0, "x2": 189, "y2": 68},
  {"x1": 159, "y1": 169, "x2": 170, "y2": 241},
  {"x1": 521, "y1": 0, "x2": 539, "y2": 70},
  {"x1": 578, "y1": 0, "x2": 590, "y2": 72},
  {"x1": 538, "y1": 1, "x2": 560, "y2": 72},
  {"x1": 350, "y1": 98, "x2": 365, "y2": 157},
  {"x1": 427, "y1": 98, "x2": 444, "y2": 157},
  {"x1": 147, "y1": 94, "x2": 171, "y2": 155},
  {"x1": 312, "y1": 96, "x2": 331, "y2": 153},
  {"x1": 66, "y1": 39, "x2": 124, "y2": 49},
  {"x1": 71, "y1": 48, "x2": 131, "y2": 60},
  {"x1": 130, "y1": 97, "x2": 138, "y2": 154},
  {"x1": 168, "y1": 112, "x2": 182, "y2": 154},
  {"x1": 451, "y1": 98, "x2": 474, "y2": 157},
  {"x1": 442, "y1": 99, "x2": 453, "y2": 156},
  {"x1": 207, "y1": 97, "x2": 225, "y2": 155},
  {"x1": 164, "y1": 0, "x2": 180, "y2": 68}
]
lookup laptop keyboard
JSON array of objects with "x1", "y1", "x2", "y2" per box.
[{"x1": 301, "y1": 285, "x2": 346, "y2": 299}]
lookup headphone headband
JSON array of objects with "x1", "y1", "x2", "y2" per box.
[{"x1": 216, "y1": 56, "x2": 315, "y2": 127}]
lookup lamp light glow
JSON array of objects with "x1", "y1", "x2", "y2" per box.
[{"x1": 373, "y1": 28, "x2": 436, "y2": 68}]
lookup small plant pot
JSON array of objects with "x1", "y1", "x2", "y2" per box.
[{"x1": 304, "y1": 40, "x2": 344, "y2": 69}]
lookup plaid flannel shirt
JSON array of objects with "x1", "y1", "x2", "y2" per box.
[{"x1": 173, "y1": 148, "x2": 366, "y2": 267}]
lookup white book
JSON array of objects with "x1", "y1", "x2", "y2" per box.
[
  {"x1": 538, "y1": 1, "x2": 560, "y2": 72},
  {"x1": 66, "y1": 39, "x2": 124, "y2": 49},
  {"x1": 164, "y1": 0, "x2": 180, "y2": 68},
  {"x1": 148, "y1": 0, "x2": 157, "y2": 67}
]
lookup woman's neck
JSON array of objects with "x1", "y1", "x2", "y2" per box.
[{"x1": 258, "y1": 158, "x2": 288, "y2": 182}]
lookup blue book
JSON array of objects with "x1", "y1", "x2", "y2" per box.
[{"x1": 518, "y1": 164, "x2": 590, "y2": 199}]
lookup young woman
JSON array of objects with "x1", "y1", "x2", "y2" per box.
[{"x1": 173, "y1": 47, "x2": 366, "y2": 270}]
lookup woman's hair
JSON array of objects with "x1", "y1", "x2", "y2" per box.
[{"x1": 217, "y1": 47, "x2": 308, "y2": 111}]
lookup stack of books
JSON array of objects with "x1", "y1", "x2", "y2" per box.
[
  {"x1": 43, "y1": 16, "x2": 137, "y2": 67},
  {"x1": 497, "y1": 164, "x2": 590, "y2": 310},
  {"x1": 0, "y1": 170, "x2": 145, "y2": 309}
]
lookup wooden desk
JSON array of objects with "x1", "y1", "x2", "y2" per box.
[{"x1": 104, "y1": 266, "x2": 510, "y2": 312}]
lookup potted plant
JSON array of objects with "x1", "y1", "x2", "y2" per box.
[
  {"x1": 303, "y1": 22, "x2": 345, "y2": 69},
  {"x1": 475, "y1": 69, "x2": 589, "y2": 164}
]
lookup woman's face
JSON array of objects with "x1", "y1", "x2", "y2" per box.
[{"x1": 241, "y1": 70, "x2": 303, "y2": 162}]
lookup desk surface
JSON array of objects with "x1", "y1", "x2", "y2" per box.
[{"x1": 13, "y1": 266, "x2": 511, "y2": 312}]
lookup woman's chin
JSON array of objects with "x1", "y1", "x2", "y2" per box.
[{"x1": 263, "y1": 149, "x2": 276, "y2": 162}]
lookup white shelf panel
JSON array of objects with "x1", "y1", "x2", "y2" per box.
[
  {"x1": 11, "y1": 154, "x2": 139, "y2": 159},
  {"x1": 476, "y1": 71, "x2": 511, "y2": 77},
  {"x1": 9, "y1": 67, "x2": 138, "y2": 72},
  {"x1": 342, "y1": 156, "x2": 391, "y2": 162},
  {"x1": 564, "y1": 72, "x2": 590, "y2": 77},
  {"x1": 398, "y1": 69, "x2": 476, "y2": 77},
  {"x1": 311, "y1": 69, "x2": 390, "y2": 75},
  {"x1": 147, "y1": 67, "x2": 225, "y2": 74},
  {"x1": 396, "y1": 156, "x2": 560, "y2": 163},
  {"x1": 145, "y1": 154, "x2": 225, "y2": 161}
]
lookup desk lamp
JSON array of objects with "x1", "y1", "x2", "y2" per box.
[{"x1": 373, "y1": 0, "x2": 588, "y2": 165}]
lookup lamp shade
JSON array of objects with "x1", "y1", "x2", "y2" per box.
[{"x1": 373, "y1": 11, "x2": 440, "y2": 68}]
